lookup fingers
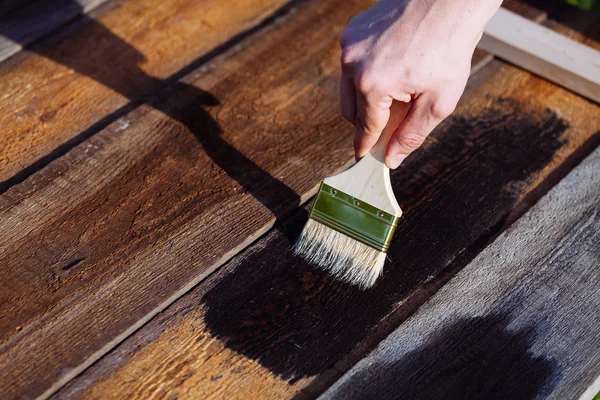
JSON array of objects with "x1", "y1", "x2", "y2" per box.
[
  {"x1": 340, "y1": 76, "x2": 357, "y2": 125},
  {"x1": 353, "y1": 90, "x2": 392, "y2": 159},
  {"x1": 384, "y1": 94, "x2": 456, "y2": 169}
]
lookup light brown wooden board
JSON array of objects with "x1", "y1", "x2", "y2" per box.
[
  {"x1": 0, "y1": 0, "x2": 108, "y2": 63},
  {"x1": 53, "y1": 16, "x2": 600, "y2": 400},
  {"x1": 322, "y1": 147, "x2": 600, "y2": 400},
  {"x1": 0, "y1": 0, "x2": 289, "y2": 187}
]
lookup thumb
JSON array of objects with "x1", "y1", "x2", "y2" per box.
[
  {"x1": 354, "y1": 91, "x2": 392, "y2": 159},
  {"x1": 384, "y1": 95, "x2": 453, "y2": 168}
]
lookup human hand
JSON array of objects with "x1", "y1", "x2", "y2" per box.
[{"x1": 339, "y1": 0, "x2": 502, "y2": 168}]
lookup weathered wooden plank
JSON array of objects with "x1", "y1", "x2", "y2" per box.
[
  {"x1": 0, "y1": 0, "x2": 375, "y2": 398},
  {"x1": 0, "y1": 0, "x2": 545, "y2": 191},
  {"x1": 322, "y1": 147, "x2": 600, "y2": 400},
  {"x1": 0, "y1": 1, "x2": 584, "y2": 399},
  {"x1": 0, "y1": 0, "x2": 108, "y2": 63},
  {"x1": 0, "y1": 0, "x2": 289, "y2": 187},
  {"x1": 49, "y1": 5, "x2": 600, "y2": 399},
  {"x1": 53, "y1": 55, "x2": 600, "y2": 400}
]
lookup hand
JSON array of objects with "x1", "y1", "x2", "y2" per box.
[{"x1": 339, "y1": 0, "x2": 502, "y2": 168}]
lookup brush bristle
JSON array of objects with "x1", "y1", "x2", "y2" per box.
[{"x1": 293, "y1": 219, "x2": 386, "y2": 289}]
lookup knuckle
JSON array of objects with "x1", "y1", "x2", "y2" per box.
[
  {"x1": 340, "y1": 46, "x2": 357, "y2": 68},
  {"x1": 430, "y1": 98, "x2": 456, "y2": 119},
  {"x1": 355, "y1": 69, "x2": 379, "y2": 93},
  {"x1": 398, "y1": 133, "x2": 425, "y2": 150}
]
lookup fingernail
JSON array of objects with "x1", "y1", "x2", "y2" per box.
[{"x1": 387, "y1": 154, "x2": 406, "y2": 169}]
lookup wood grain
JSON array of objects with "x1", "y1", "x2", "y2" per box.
[
  {"x1": 322, "y1": 147, "x2": 600, "y2": 400},
  {"x1": 0, "y1": 0, "x2": 108, "y2": 63},
  {"x1": 0, "y1": 0, "x2": 289, "y2": 187},
  {"x1": 0, "y1": 0, "x2": 590, "y2": 398},
  {"x1": 0, "y1": 0, "x2": 375, "y2": 398},
  {"x1": 54, "y1": 58, "x2": 600, "y2": 400},
  {"x1": 49, "y1": 3, "x2": 599, "y2": 399}
]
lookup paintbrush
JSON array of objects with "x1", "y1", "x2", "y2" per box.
[{"x1": 294, "y1": 100, "x2": 410, "y2": 289}]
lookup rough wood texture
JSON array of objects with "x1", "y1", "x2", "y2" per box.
[
  {"x1": 0, "y1": 0, "x2": 108, "y2": 63},
  {"x1": 0, "y1": 0, "x2": 373, "y2": 398},
  {"x1": 50, "y1": 4, "x2": 600, "y2": 399},
  {"x1": 0, "y1": 0, "x2": 591, "y2": 399},
  {"x1": 54, "y1": 55, "x2": 600, "y2": 400},
  {"x1": 322, "y1": 147, "x2": 600, "y2": 400},
  {"x1": 0, "y1": 0, "x2": 543, "y2": 191},
  {"x1": 0, "y1": 0, "x2": 289, "y2": 187}
]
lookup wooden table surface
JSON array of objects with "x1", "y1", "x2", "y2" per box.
[{"x1": 0, "y1": 0, "x2": 598, "y2": 399}]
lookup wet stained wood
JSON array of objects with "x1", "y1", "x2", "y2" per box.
[
  {"x1": 54, "y1": 55, "x2": 600, "y2": 400},
  {"x1": 0, "y1": 0, "x2": 108, "y2": 63},
  {"x1": 0, "y1": 0, "x2": 289, "y2": 186},
  {"x1": 0, "y1": 0, "x2": 385, "y2": 398},
  {"x1": 322, "y1": 148, "x2": 600, "y2": 400}
]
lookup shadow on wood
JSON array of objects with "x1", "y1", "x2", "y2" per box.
[
  {"x1": 202, "y1": 102, "x2": 569, "y2": 382},
  {"x1": 0, "y1": 7, "x2": 300, "y2": 217},
  {"x1": 324, "y1": 314, "x2": 560, "y2": 400}
]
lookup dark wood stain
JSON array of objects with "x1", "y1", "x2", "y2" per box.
[
  {"x1": 325, "y1": 156, "x2": 600, "y2": 399},
  {"x1": 202, "y1": 103, "x2": 569, "y2": 380},
  {"x1": 0, "y1": 0, "x2": 365, "y2": 396}
]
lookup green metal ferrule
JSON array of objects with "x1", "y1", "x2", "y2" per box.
[{"x1": 309, "y1": 183, "x2": 400, "y2": 252}]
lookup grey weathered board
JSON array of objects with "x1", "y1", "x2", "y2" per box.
[
  {"x1": 0, "y1": 0, "x2": 108, "y2": 63},
  {"x1": 322, "y1": 148, "x2": 600, "y2": 400}
]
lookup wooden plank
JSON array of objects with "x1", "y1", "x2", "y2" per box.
[
  {"x1": 0, "y1": 1, "x2": 375, "y2": 398},
  {"x1": 53, "y1": 58, "x2": 600, "y2": 400},
  {"x1": 322, "y1": 147, "x2": 600, "y2": 400},
  {"x1": 0, "y1": 0, "x2": 290, "y2": 187},
  {"x1": 480, "y1": 7, "x2": 600, "y2": 103},
  {"x1": 0, "y1": 0, "x2": 108, "y2": 63},
  {"x1": 0, "y1": 1, "x2": 580, "y2": 398},
  {"x1": 48, "y1": 4, "x2": 598, "y2": 400}
]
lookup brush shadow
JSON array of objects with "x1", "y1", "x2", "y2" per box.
[
  {"x1": 202, "y1": 102, "x2": 570, "y2": 383},
  {"x1": 1, "y1": 4, "x2": 300, "y2": 216},
  {"x1": 323, "y1": 314, "x2": 559, "y2": 400}
]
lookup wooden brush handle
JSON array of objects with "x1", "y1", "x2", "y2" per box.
[
  {"x1": 324, "y1": 100, "x2": 411, "y2": 214},
  {"x1": 369, "y1": 100, "x2": 411, "y2": 164}
]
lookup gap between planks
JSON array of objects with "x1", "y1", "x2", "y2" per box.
[
  {"x1": 0, "y1": 0, "x2": 293, "y2": 188},
  {"x1": 0, "y1": 0, "x2": 592, "y2": 399},
  {"x1": 49, "y1": 2, "x2": 596, "y2": 396}
]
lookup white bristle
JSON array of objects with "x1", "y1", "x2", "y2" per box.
[{"x1": 293, "y1": 219, "x2": 386, "y2": 289}]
